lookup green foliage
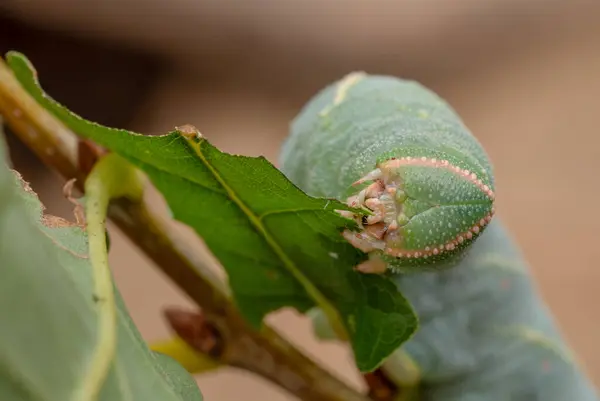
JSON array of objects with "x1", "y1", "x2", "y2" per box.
[
  {"x1": 0, "y1": 130, "x2": 202, "y2": 400},
  {"x1": 6, "y1": 51, "x2": 418, "y2": 372}
]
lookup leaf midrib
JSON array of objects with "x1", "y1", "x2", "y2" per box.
[{"x1": 186, "y1": 138, "x2": 343, "y2": 328}]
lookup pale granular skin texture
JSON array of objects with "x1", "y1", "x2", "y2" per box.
[{"x1": 279, "y1": 73, "x2": 493, "y2": 201}]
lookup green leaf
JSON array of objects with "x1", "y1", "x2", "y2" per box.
[
  {"x1": 5, "y1": 51, "x2": 418, "y2": 372},
  {"x1": 0, "y1": 127, "x2": 202, "y2": 400}
]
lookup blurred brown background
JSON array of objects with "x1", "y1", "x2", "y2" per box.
[{"x1": 2, "y1": 1, "x2": 600, "y2": 399}]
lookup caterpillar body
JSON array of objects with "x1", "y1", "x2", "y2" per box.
[
  {"x1": 280, "y1": 73, "x2": 597, "y2": 400},
  {"x1": 281, "y1": 73, "x2": 495, "y2": 274}
]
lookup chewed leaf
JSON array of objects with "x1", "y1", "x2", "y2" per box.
[
  {"x1": 6, "y1": 51, "x2": 419, "y2": 372},
  {"x1": 0, "y1": 127, "x2": 202, "y2": 400}
]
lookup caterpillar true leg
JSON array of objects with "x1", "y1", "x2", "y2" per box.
[{"x1": 354, "y1": 258, "x2": 388, "y2": 274}]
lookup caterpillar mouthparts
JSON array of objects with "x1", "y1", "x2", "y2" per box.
[{"x1": 341, "y1": 156, "x2": 496, "y2": 274}]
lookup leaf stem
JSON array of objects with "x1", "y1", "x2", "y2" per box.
[{"x1": 74, "y1": 153, "x2": 144, "y2": 400}]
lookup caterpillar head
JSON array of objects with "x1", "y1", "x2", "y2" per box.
[{"x1": 341, "y1": 148, "x2": 495, "y2": 274}]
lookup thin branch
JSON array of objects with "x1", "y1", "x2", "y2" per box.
[{"x1": 0, "y1": 56, "x2": 371, "y2": 401}]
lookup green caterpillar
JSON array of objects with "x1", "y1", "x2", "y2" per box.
[{"x1": 280, "y1": 73, "x2": 598, "y2": 400}]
